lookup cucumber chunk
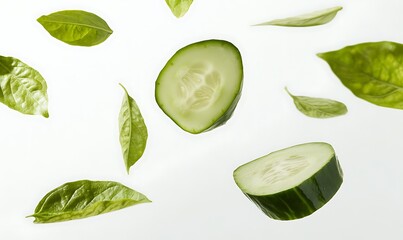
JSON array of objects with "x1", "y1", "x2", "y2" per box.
[
  {"x1": 233, "y1": 142, "x2": 343, "y2": 220},
  {"x1": 155, "y1": 39, "x2": 243, "y2": 134}
]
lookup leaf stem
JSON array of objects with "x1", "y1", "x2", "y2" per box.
[
  {"x1": 284, "y1": 87, "x2": 294, "y2": 97},
  {"x1": 119, "y1": 83, "x2": 129, "y2": 96}
]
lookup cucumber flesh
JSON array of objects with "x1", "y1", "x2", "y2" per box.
[
  {"x1": 233, "y1": 142, "x2": 343, "y2": 220},
  {"x1": 155, "y1": 39, "x2": 243, "y2": 134}
]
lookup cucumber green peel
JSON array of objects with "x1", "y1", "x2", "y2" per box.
[
  {"x1": 155, "y1": 39, "x2": 243, "y2": 134},
  {"x1": 233, "y1": 142, "x2": 343, "y2": 220}
]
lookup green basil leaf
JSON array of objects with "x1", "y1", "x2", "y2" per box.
[
  {"x1": 119, "y1": 84, "x2": 148, "y2": 174},
  {"x1": 318, "y1": 41, "x2": 403, "y2": 109},
  {"x1": 0, "y1": 56, "x2": 49, "y2": 117},
  {"x1": 37, "y1": 10, "x2": 113, "y2": 46},
  {"x1": 286, "y1": 87, "x2": 348, "y2": 118},
  {"x1": 28, "y1": 180, "x2": 151, "y2": 223},
  {"x1": 254, "y1": 6, "x2": 342, "y2": 27},
  {"x1": 165, "y1": 0, "x2": 193, "y2": 18}
]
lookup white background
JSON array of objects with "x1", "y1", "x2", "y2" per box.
[{"x1": 0, "y1": 0, "x2": 402, "y2": 239}]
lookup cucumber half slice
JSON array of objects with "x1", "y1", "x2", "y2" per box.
[
  {"x1": 233, "y1": 142, "x2": 343, "y2": 220},
  {"x1": 155, "y1": 39, "x2": 243, "y2": 134}
]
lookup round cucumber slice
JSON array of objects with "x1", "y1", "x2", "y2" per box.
[
  {"x1": 233, "y1": 142, "x2": 343, "y2": 220},
  {"x1": 155, "y1": 39, "x2": 243, "y2": 134}
]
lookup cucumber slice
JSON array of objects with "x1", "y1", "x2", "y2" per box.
[
  {"x1": 233, "y1": 142, "x2": 343, "y2": 220},
  {"x1": 155, "y1": 39, "x2": 243, "y2": 134}
]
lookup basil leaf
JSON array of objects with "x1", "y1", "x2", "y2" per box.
[
  {"x1": 37, "y1": 10, "x2": 113, "y2": 46},
  {"x1": 318, "y1": 41, "x2": 403, "y2": 109},
  {"x1": 165, "y1": 0, "x2": 193, "y2": 18},
  {"x1": 28, "y1": 180, "x2": 151, "y2": 223},
  {"x1": 119, "y1": 84, "x2": 148, "y2": 173},
  {"x1": 286, "y1": 87, "x2": 348, "y2": 118},
  {"x1": 0, "y1": 56, "x2": 49, "y2": 117},
  {"x1": 254, "y1": 6, "x2": 342, "y2": 27}
]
